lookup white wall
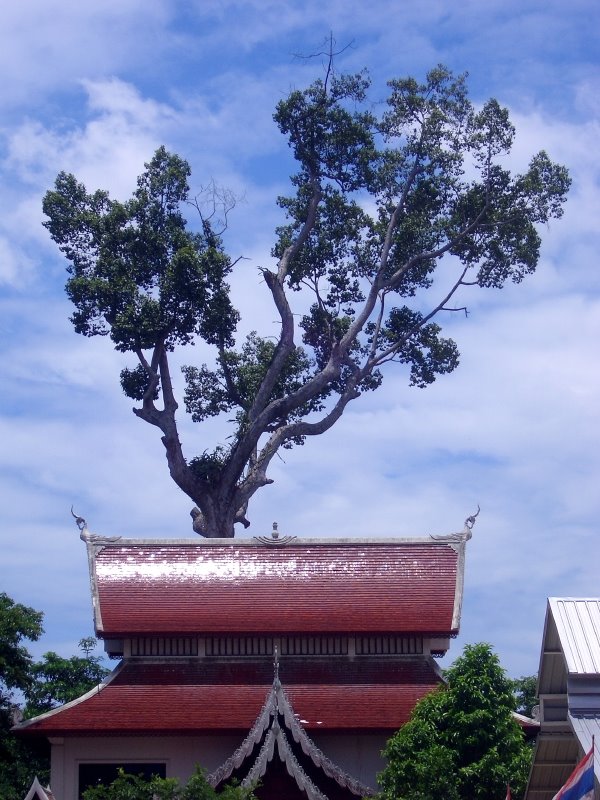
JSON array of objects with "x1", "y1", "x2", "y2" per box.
[
  {"x1": 311, "y1": 731, "x2": 389, "y2": 788},
  {"x1": 50, "y1": 730, "x2": 391, "y2": 799},
  {"x1": 50, "y1": 734, "x2": 243, "y2": 800}
]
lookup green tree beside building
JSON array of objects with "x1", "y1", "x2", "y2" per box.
[{"x1": 378, "y1": 643, "x2": 532, "y2": 800}]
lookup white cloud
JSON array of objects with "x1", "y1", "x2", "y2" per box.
[
  {"x1": 4, "y1": 80, "x2": 177, "y2": 194},
  {"x1": 0, "y1": 235, "x2": 35, "y2": 286},
  {"x1": 1, "y1": 0, "x2": 599, "y2": 680},
  {"x1": 0, "y1": 1, "x2": 172, "y2": 110}
]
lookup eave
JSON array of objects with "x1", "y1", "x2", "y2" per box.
[{"x1": 15, "y1": 656, "x2": 444, "y2": 736}]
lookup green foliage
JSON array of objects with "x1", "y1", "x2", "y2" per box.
[
  {"x1": 0, "y1": 595, "x2": 108, "y2": 799},
  {"x1": 183, "y1": 331, "x2": 324, "y2": 440},
  {"x1": 188, "y1": 446, "x2": 231, "y2": 486},
  {"x1": 0, "y1": 592, "x2": 47, "y2": 800},
  {"x1": 43, "y1": 146, "x2": 239, "y2": 356},
  {"x1": 0, "y1": 592, "x2": 43, "y2": 697},
  {"x1": 82, "y1": 766, "x2": 257, "y2": 800},
  {"x1": 0, "y1": 733, "x2": 49, "y2": 800},
  {"x1": 378, "y1": 643, "x2": 532, "y2": 800},
  {"x1": 513, "y1": 675, "x2": 538, "y2": 717},
  {"x1": 24, "y1": 637, "x2": 109, "y2": 718},
  {"x1": 43, "y1": 63, "x2": 570, "y2": 537}
]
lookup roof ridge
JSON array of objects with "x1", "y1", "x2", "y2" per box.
[{"x1": 85, "y1": 534, "x2": 471, "y2": 547}]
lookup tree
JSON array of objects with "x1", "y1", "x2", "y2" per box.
[
  {"x1": 0, "y1": 592, "x2": 43, "y2": 703},
  {"x1": 81, "y1": 765, "x2": 257, "y2": 800},
  {"x1": 377, "y1": 643, "x2": 532, "y2": 800},
  {"x1": 24, "y1": 637, "x2": 109, "y2": 718},
  {"x1": 43, "y1": 65, "x2": 570, "y2": 537},
  {"x1": 513, "y1": 675, "x2": 538, "y2": 717},
  {"x1": 0, "y1": 592, "x2": 48, "y2": 800},
  {"x1": 0, "y1": 594, "x2": 109, "y2": 799}
]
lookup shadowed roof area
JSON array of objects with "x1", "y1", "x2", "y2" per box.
[
  {"x1": 18, "y1": 657, "x2": 443, "y2": 734},
  {"x1": 91, "y1": 539, "x2": 461, "y2": 636}
]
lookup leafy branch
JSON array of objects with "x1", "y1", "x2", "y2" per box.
[{"x1": 43, "y1": 64, "x2": 570, "y2": 537}]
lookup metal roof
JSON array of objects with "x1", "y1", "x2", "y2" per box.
[
  {"x1": 88, "y1": 537, "x2": 466, "y2": 638},
  {"x1": 548, "y1": 599, "x2": 600, "y2": 675},
  {"x1": 526, "y1": 598, "x2": 600, "y2": 800},
  {"x1": 569, "y1": 713, "x2": 600, "y2": 756},
  {"x1": 526, "y1": 736, "x2": 581, "y2": 800}
]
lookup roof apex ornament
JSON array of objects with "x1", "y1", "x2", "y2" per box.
[
  {"x1": 429, "y1": 505, "x2": 480, "y2": 544},
  {"x1": 253, "y1": 521, "x2": 297, "y2": 546},
  {"x1": 464, "y1": 504, "x2": 480, "y2": 533},
  {"x1": 71, "y1": 507, "x2": 121, "y2": 545},
  {"x1": 22, "y1": 776, "x2": 56, "y2": 800}
]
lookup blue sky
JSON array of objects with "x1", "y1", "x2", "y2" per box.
[{"x1": 1, "y1": 0, "x2": 599, "y2": 680}]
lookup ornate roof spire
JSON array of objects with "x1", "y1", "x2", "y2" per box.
[
  {"x1": 273, "y1": 644, "x2": 280, "y2": 684},
  {"x1": 253, "y1": 521, "x2": 296, "y2": 545}
]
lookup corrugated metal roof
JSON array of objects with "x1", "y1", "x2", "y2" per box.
[
  {"x1": 526, "y1": 735, "x2": 581, "y2": 800},
  {"x1": 569, "y1": 713, "x2": 600, "y2": 767},
  {"x1": 549, "y1": 599, "x2": 600, "y2": 675},
  {"x1": 17, "y1": 657, "x2": 442, "y2": 735},
  {"x1": 90, "y1": 539, "x2": 462, "y2": 637},
  {"x1": 526, "y1": 599, "x2": 600, "y2": 800}
]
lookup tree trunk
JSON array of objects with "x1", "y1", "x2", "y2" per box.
[
  {"x1": 188, "y1": 488, "x2": 243, "y2": 538},
  {"x1": 190, "y1": 508, "x2": 236, "y2": 537}
]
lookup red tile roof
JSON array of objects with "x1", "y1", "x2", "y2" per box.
[
  {"x1": 91, "y1": 539, "x2": 461, "y2": 636},
  {"x1": 18, "y1": 658, "x2": 442, "y2": 735}
]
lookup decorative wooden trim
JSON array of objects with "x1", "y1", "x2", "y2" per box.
[
  {"x1": 206, "y1": 684, "x2": 275, "y2": 786},
  {"x1": 207, "y1": 670, "x2": 374, "y2": 797}
]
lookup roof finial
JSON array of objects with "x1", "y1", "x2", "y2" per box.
[
  {"x1": 253, "y1": 523, "x2": 296, "y2": 546},
  {"x1": 71, "y1": 507, "x2": 121, "y2": 545},
  {"x1": 464, "y1": 505, "x2": 480, "y2": 532},
  {"x1": 429, "y1": 506, "x2": 480, "y2": 544},
  {"x1": 71, "y1": 506, "x2": 93, "y2": 543}
]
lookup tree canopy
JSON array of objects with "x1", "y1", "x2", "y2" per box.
[
  {"x1": 24, "y1": 637, "x2": 109, "y2": 718},
  {"x1": 0, "y1": 592, "x2": 47, "y2": 800},
  {"x1": 0, "y1": 592, "x2": 43, "y2": 703},
  {"x1": 377, "y1": 643, "x2": 532, "y2": 800},
  {"x1": 513, "y1": 674, "x2": 538, "y2": 718},
  {"x1": 0, "y1": 593, "x2": 107, "y2": 800},
  {"x1": 43, "y1": 64, "x2": 570, "y2": 537}
]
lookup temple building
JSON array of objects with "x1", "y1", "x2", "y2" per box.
[
  {"x1": 525, "y1": 598, "x2": 600, "y2": 800},
  {"x1": 16, "y1": 524, "x2": 470, "y2": 800}
]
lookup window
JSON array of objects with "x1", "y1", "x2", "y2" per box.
[{"x1": 78, "y1": 763, "x2": 166, "y2": 798}]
